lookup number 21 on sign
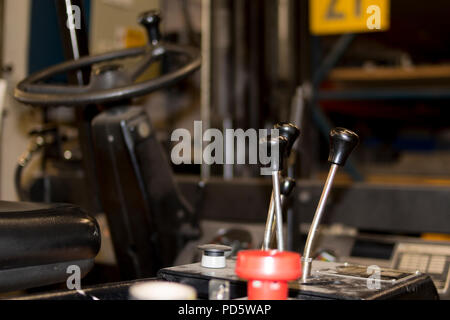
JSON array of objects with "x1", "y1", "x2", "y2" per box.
[{"x1": 309, "y1": 0, "x2": 390, "y2": 35}]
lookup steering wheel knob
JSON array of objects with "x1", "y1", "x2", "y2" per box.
[{"x1": 138, "y1": 10, "x2": 162, "y2": 45}]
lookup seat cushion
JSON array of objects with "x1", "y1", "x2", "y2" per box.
[{"x1": 0, "y1": 201, "x2": 100, "y2": 270}]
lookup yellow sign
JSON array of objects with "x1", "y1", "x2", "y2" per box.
[
  {"x1": 123, "y1": 27, "x2": 147, "y2": 48},
  {"x1": 310, "y1": 0, "x2": 390, "y2": 35}
]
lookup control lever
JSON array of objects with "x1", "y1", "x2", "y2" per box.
[
  {"x1": 260, "y1": 135, "x2": 288, "y2": 251},
  {"x1": 302, "y1": 128, "x2": 359, "y2": 281},
  {"x1": 274, "y1": 122, "x2": 300, "y2": 158},
  {"x1": 138, "y1": 10, "x2": 162, "y2": 45},
  {"x1": 266, "y1": 178, "x2": 296, "y2": 249},
  {"x1": 262, "y1": 123, "x2": 300, "y2": 251}
]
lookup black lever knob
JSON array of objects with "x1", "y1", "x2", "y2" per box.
[
  {"x1": 280, "y1": 178, "x2": 296, "y2": 196},
  {"x1": 274, "y1": 122, "x2": 300, "y2": 157},
  {"x1": 138, "y1": 10, "x2": 162, "y2": 45},
  {"x1": 259, "y1": 135, "x2": 288, "y2": 172},
  {"x1": 328, "y1": 127, "x2": 359, "y2": 166}
]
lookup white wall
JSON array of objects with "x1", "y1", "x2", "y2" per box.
[
  {"x1": 0, "y1": 0, "x2": 33, "y2": 201},
  {"x1": 3, "y1": 0, "x2": 31, "y2": 81}
]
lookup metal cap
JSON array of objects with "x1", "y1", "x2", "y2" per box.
[{"x1": 198, "y1": 244, "x2": 232, "y2": 257}]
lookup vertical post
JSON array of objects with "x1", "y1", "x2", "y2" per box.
[
  {"x1": 0, "y1": 0, "x2": 4, "y2": 78},
  {"x1": 212, "y1": 0, "x2": 233, "y2": 180},
  {"x1": 248, "y1": 0, "x2": 263, "y2": 130},
  {"x1": 54, "y1": 0, "x2": 102, "y2": 213},
  {"x1": 55, "y1": 0, "x2": 90, "y2": 83},
  {"x1": 201, "y1": 0, "x2": 212, "y2": 180}
]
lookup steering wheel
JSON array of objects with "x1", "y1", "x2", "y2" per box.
[{"x1": 14, "y1": 11, "x2": 201, "y2": 107}]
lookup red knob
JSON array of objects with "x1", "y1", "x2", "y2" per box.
[{"x1": 235, "y1": 250, "x2": 301, "y2": 300}]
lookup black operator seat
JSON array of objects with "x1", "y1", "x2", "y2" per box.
[{"x1": 0, "y1": 201, "x2": 101, "y2": 293}]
